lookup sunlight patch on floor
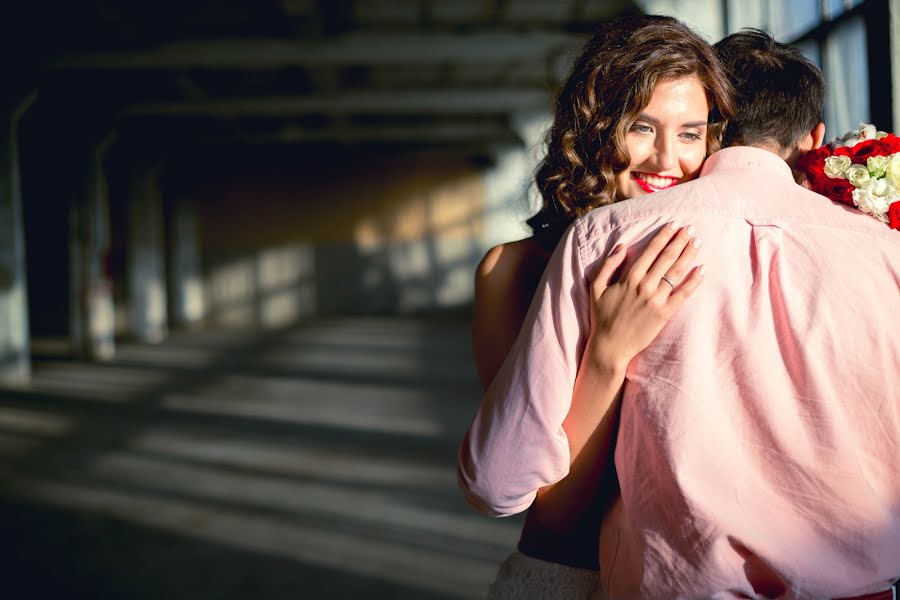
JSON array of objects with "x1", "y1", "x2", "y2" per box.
[
  {"x1": 85, "y1": 451, "x2": 518, "y2": 547},
  {"x1": 29, "y1": 364, "x2": 172, "y2": 402},
  {"x1": 129, "y1": 427, "x2": 457, "y2": 489},
  {"x1": 162, "y1": 376, "x2": 448, "y2": 437}
]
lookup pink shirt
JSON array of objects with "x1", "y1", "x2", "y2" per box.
[{"x1": 459, "y1": 147, "x2": 900, "y2": 598}]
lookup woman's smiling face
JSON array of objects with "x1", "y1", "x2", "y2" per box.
[{"x1": 614, "y1": 75, "x2": 710, "y2": 200}]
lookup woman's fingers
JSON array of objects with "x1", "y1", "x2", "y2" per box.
[
  {"x1": 591, "y1": 243, "x2": 628, "y2": 294},
  {"x1": 650, "y1": 229, "x2": 702, "y2": 292},
  {"x1": 626, "y1": 222, "x2": 680, "y2": 279},
  {"x1": 667, "y1": 264, "x2": 705, "y2": 307},
  {"x1": 585, "y1": 233, "x2": 705, "y2": 369},
  {"x1": 644, "y1": 225, "x2": 696, "y2": 285}
]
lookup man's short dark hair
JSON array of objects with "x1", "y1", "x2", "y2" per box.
[{"x1": 714, "y1": 29, "x2": 825, "y2": 150}]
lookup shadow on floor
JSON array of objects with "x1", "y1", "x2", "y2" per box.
[{"x1": 0, "y1": 317, "x2": 522, "y2": 599}]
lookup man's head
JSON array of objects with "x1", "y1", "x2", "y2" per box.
[{"x1": 714, "y1": 29, "x2": 826, "y2": 167}]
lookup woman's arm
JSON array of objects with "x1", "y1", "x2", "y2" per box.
[
  {"x1": 471, "y1": 241, "x2": 534, "y2": 389},
  {"x1": 529, "y1": 223, "x2": 703, "y2": 531},
  {"x1": 459, "y1": 221, "x2": 701, "y2": 517},
  {"x1": 472, "y1": 238, "x2": 607, "y2": 566}
]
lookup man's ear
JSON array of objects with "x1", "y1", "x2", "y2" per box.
[
  {"x1": 795, "y1": 122, "x2": 826, "y2": 154},
  {"x1": 811, "y1": 122, "x2": 826, "y2": 149}
]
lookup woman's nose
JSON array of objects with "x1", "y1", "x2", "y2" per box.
[{"x1": 652, "y1": 136, "x2": 676, "y2": 170}]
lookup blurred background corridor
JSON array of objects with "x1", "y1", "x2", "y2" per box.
[{"x1": 0, "y1": 0, "x2": 893, "y2": 597}]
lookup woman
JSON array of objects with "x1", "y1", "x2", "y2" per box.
[{"x1": 468, "y1": 15, "x2": 735, "y2": 598}]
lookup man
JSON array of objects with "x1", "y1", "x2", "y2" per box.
[{"x1": 459, "y1": 30, "x2": 900, "y2": 599}]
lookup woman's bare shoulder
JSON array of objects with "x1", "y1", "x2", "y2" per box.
[{"x1": 475, "y1": 237, "x2": 546, "y2": 295}]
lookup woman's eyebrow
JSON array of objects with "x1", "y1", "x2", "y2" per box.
[{"x1": 636, "y1": 113, "x2": 709, "y2": 128}]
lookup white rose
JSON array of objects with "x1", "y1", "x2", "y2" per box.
[
  {"x1": 885, "y1": 153, "x2": 900, "y2": 189},
  {"x1": 867, "y1": 155, "x2": 890, "y2": 178},
  {"x1": 852, "y1": 178, "x2": 894, "y2": 221},
  {"x1": 824, "y1": 155, "x2": 852, "y2": 178},
  {"x1": 846, "y1": 164, "x2": 871, "y2": 188}
]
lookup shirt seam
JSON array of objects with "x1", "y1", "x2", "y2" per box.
[{"x1": 574, "y1": 218, "x2": 588, "y2": 283}]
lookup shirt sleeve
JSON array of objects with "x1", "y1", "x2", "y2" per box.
[{"x1": 457, "y1": 220, "x2": 592, "y2": 516}]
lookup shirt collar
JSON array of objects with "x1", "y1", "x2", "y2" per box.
[{"x1": 700, "y1": 146, "x2": 795, "y2": 181}]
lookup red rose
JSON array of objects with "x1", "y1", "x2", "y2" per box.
[
  {"x1": 876, "y1": 134, "x2": 900, "y2": 154},
  {"x1": 832, "y1": 135, "x2": 900, "y2": 163},
  {"x1": 847, "y1": 139, "x2": 881, "y2": 163},
  {"x1": 888, "y1": 201, "x2": 900, "y2": 230},
  {"x1": 798, "y1": 146, "x2": 832, "y2": 177},
  {"x1": 798, "y1": 146, "x2": 834, "y2": 193},
  {"x1": 819, "y1": 178, "x2": 855, "y2": 205}
]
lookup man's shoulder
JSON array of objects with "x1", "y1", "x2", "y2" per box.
[
  {"x1": 577, "y1": 174, "x2": 732, "y2": 237},
  {"x1": 576, "y1": 168, "x2": 899, "y2": 253}
]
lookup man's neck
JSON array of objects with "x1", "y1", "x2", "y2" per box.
[
  {"x1": 744, "y1": 141, "x2": 803, "y2": 180},
  {"x1": 746, "y1": 140, "x2": 790, "y2": 161}
]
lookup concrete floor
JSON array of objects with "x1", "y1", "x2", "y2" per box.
[{"x1": 0, "y1": 317, "x2": 522, "y2": 599}]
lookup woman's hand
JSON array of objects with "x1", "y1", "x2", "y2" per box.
[{"x1": 585, "y1": 222, "x2": 704, "y2": 373}]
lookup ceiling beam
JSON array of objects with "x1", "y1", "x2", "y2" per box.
[
  {"x1": 124, "y1": 89, "x2": 552, "y2": 117},
  {"x1": 50, "y1": 33, "x2": 583, "y2": 70},
  {"x1": 241, "y1": 121, "x2": 519, "y2": 144}
]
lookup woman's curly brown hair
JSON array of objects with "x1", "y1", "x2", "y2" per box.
[{"x1": 529, "y1": 14, "x2": 736, "y2": 246}]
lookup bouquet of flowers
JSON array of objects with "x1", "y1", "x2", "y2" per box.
[{"x1": 798, "y1": 123, "x2": 900, "y2": 230}]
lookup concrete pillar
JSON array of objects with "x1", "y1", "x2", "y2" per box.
[
  {"x1": 70, "y1": 135, "x2": 116, "y2": 361},
  {"x1": 168, "y1": 196, "x2": 206, "y2": 328},
  {"x1": 0, "y1": 95, "x2": 35, "y2": 384},
  {"x1": 127, "y1": 162, "x2": 167, "y2": 343}
]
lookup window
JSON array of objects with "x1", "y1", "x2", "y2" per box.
[
  {"x1": 767, "y1": 0, "x2": 820, "y2": 40},
  {"x1": 822, "y1": 15, "x2": 870, "y2": 135},
  {"x1": 725, "y1": 0, "x2": 891, "y2": 137}
]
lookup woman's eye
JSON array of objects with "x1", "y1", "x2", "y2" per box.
[
  {"x1": 631, "y1": 123, "x2": 653, "y2": 134},
  {"x1": 681, "y1": 131, "x2": 703, "y2": 142}
]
